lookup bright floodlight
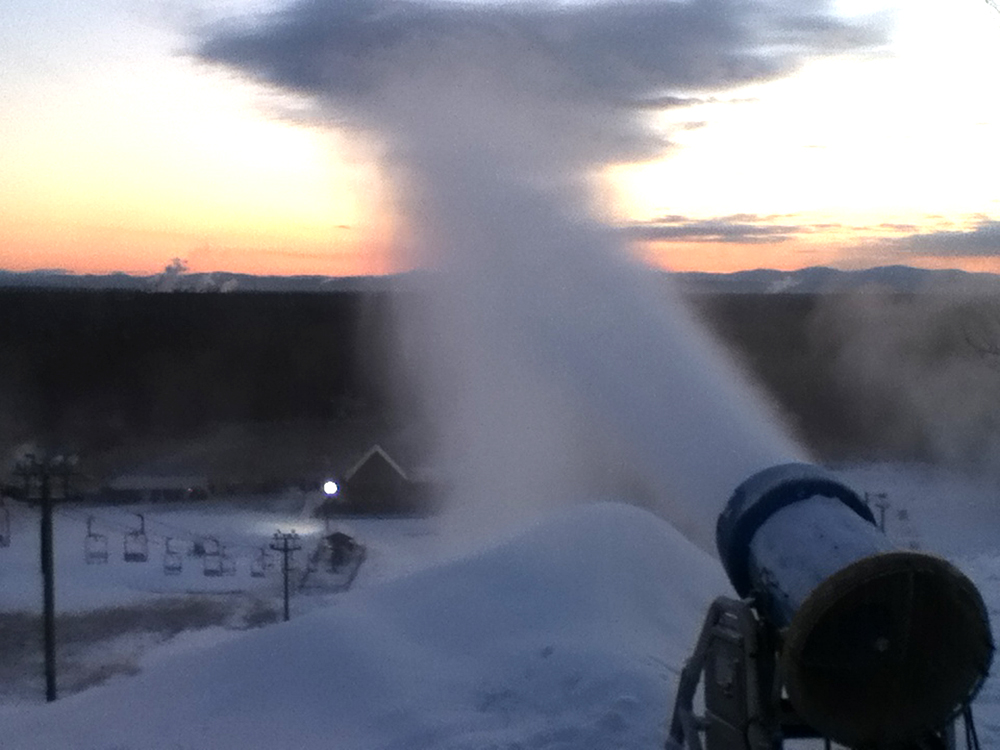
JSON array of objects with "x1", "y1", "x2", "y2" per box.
[{"x1": 323, "y1": 480, "x2": 339, "y2": 496}]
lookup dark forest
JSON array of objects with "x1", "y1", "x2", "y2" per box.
[{"x1": 4, "y1": 289, "x2": 999, "y2": 485}]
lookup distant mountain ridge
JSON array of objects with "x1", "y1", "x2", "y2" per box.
[
  {"x1": 0, "y1": 269, "x2": 397, "y2": 293},
  {"x1": 671, "y1": 265, "x2": 1000, "y2": 294},
  {"x1": 2, "y1": 265, "x2": 998, "y2": 294}
]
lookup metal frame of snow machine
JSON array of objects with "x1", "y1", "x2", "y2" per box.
[{"x1": 665, "y1": 596, "x2": 983, "y2": 750}]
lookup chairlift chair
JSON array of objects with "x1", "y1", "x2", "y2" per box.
[
  {"x1": 123, "y1": 513, "x2": 149, "y2": 562},
  {"x1": 0, "y1": 499, "x2": 10, "y2": 548},
  {"x1": 201, "y1": 536, "x2": 221, "y2": 557},
  {"x1": 202, "y1": 536, "x2": 223, "y2": 576},
  {"x1": 221, "y1": 545, "x2": 236, "y2": 577},
  {"x1": 84, "y1": 516, "x2": 109, "y2": 564},
  {"x1": 163, "y1": 537, "x2": 183, "y2": 575},
  {"x1": 250, "y1": 547, "x2": 268, "y2": 578},
  {"x1": 307, "y1": 547, "x2": 321, "y2": 573},
  {"x1": 203, "y1": 554, "x2": 223, "y2": 577}
]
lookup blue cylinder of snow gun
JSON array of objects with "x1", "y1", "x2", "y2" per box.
[{"x1": 716, "y1": 463, "x2": 994, "y2": 748}]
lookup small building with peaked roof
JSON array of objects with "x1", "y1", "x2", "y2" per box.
[
  {"x1": 329, "y1": 444, "x2": 436, "y2": 516},
  {"x1": 340, "y1": 444, "x2": 410, "y2": 514}
]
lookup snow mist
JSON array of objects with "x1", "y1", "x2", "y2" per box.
[
  {"x1": 194, "y1": 0, "x2": 882, "y2": 549},
  {"x1": 386, "y1": 76, "x2": 801, "y2": 549}
]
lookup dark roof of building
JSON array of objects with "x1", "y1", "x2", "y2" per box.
[{"x1": 344, "y1": 444, "x2": 409, "y2": 482}]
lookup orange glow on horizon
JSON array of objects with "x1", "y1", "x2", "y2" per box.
[
  {"x1": 0, "y1": 216, "x2": 399, "y2": 277},
  {"x1": 637, "y1": 238, "x2": 849, "y2": 274},
  {"x1": 9, "y1": 218, "x2": 1000, "y2": 279},
  {"x1": 638, "y1": 237, "x2": 1000, "y2": 276}
]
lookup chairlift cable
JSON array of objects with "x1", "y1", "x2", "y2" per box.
[
  {"x1": 54, "y1": 505, "x2": 281, "y2": 556},
  {"x1": 122, "y1": 513, "x2": 266, "y2": 553},
  {"x1": 57, "y1": 506, "x2": 199, "y2": 545},
  {"x1": 55, "y1": 507, "x2": 134, "y2": 535},
  {"x1": 55, "y1": 504, "x2": 304, "y2": 555}
]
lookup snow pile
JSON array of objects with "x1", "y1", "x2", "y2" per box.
[{"x1": 1, "y1": 502, "x2": 726, "y2": 750}]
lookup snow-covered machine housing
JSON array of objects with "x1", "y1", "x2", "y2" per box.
[{"x1": 668, "y1": 463, "x2": 994, "y2": 750}]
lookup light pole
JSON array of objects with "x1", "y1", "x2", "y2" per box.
[
  {"x1": 270, "y1": 530, "x2": 301, "y2": 622},
  {"x1": 13, "y1": 451, "x2": 78, "y2": 702},
  {"x1": 865, "y1": 491, "x2": 890, "y2": 533},
  {"x1": 322, "y1": 479, "x2": 339, "y2": 533}
]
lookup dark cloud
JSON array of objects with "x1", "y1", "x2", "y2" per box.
[
  {"x1": 888, "y1": 220, "x2": 1000, "y2": 257},
  {"x1": 192, "y1": 0, "x2": 891, "y2": 278},
  {"x1": 625, "y1": 214, "x2": 802, "y2": 243},
  {"x1": 193, "y1": 0, "x2": 887, "y2": 164}
]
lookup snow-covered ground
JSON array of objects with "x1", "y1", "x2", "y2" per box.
[{"x1": 0, "y1": 463, "x2": 996, "y2": 749}]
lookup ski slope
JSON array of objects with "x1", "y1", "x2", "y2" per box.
[
  {"x1": 1, "y1": 502, "x2": 726, "y2": 749},
  {"x1": 0, "y1": 466, "x2": 996, "y2": 749}
]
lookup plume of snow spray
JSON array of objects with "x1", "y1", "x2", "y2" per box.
[
  {"x1": 196, "y1": 0, "x2": 884, "y2": 549},
  {"x1": 392, "y1": 131, "x2": 803, "y2": 549}
]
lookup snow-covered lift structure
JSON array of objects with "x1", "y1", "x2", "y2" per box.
[
  {"x1": 668, "y1": 463, "x2": 994, "y2": 750},
  {"x1": 123, "y1": 514, "x2": 149, "y2": 563},
  {"x1": 163, "y1": 537, "x2": 183, "y2": 575},
  {"x1": 84, "y1": 516, "x2": 108, "y2": 564}
]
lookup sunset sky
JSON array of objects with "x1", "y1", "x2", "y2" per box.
[{"x1": 2, "y1": 0, "x2": 999, "y2": 277}]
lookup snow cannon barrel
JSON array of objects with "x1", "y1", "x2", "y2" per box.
[{"x1": 716, "y1": 463, "x2": 994, "y2": 748}]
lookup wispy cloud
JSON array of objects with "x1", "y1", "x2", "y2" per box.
[
  {"x1": 630, "y1": 214, "x2": 1000, "y2": 262},
  {"x1": 624, "y1": 213, "x2": 802, "y2": 243},
  {"x1": 885, "y1": 219, "x2": 1000, "y2": 257}
]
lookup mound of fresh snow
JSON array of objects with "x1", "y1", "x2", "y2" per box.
[{"x1": 1, "y1": 502, "x2": 727, "y2": 750}]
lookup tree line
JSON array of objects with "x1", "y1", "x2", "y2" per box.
[
  {"x1": 4, "y1": 288, "x2": 999, "y2": 480},
  {"x1": 0, "y1": 290, "x2": 394, "y2": 461}
]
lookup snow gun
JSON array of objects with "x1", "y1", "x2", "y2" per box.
[{"x1": 667, "y1": 463, "x2": 994, "y2": 750}]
